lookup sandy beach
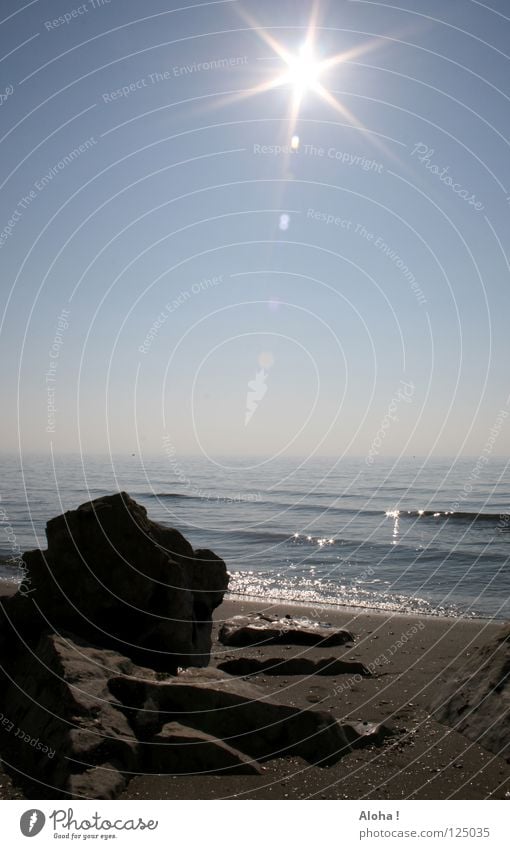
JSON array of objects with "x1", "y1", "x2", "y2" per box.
[
  {"x1": 117, "y1": 597, "x2": 509, "y2": 800},
  {"x1": 1, "y1": 578, "x2": 508, "y2": 800}
]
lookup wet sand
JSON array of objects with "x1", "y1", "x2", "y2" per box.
[{"x1": 0, "y1": 579, "x2": 18, "y2": 599}]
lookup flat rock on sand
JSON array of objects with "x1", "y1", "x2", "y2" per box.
[
  {"x1": 219, "y1": 613, "x2": 354, "y2": 647},
  {"x1": 110, "y1": 666, "x2": 352, "y2": 767},
  {"x1": 148, "y1": 723, "x2": 263, "y2": 775}
]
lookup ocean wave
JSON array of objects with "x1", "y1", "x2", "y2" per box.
[
  {"x1": 136, "y1": 492, "x2": 204, "y2": 500},
  {"x1": 136, "y1": 491, "x2": 387, "y2": 515},
  {"x1": 386, "y1": 509, "x2": 508, "y2": 522},
  {"x1": 134, "y1": 491, "x2": 262, "y2": 504},
  {"x1": 0, "y1": 567, "x2": 22, "y2": 583}
]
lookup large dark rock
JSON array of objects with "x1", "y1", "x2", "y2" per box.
[
  {"x1": 3, "y1": 633, "x2": 353, "y2": 797},
  {"x1": 219, "y1": 613, "x2": 354, "y2": 647},
  {"x1": 2, "y1": 633, "x2": 261, "y2": 797},
  {"x1": 430, "y1": 624, "x2": 510, "y2": 758},
  {"x1": 3, "y1": 632, "x2": 148, "y2": 798},
  {"x1": 0, "y1": 492, "x2": 228, "y2": 670},
  {"x1": 0, "y1": 494, "x2": 379, "y2": 799},
  {"x1": 109, "y1": 666, "x2": 352, "y2": 766}
]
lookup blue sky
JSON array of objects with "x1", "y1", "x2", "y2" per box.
[{"x1": 0, "y1": 0, "x2": 509, "y2": 460}]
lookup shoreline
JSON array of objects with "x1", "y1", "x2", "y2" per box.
[
  {"x1": 0, "y1": 578, "x2": 505, "y2": 624},
  {"x1": 224, "y1": 590, "x2": 505, "y2": 624},
  {"x1": 0, "y1": 579, "x2": 19, "y2": 599}
]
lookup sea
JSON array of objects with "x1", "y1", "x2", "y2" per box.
[{"x1": 0, "y1": 454, "x2": 508, "y2": 620}]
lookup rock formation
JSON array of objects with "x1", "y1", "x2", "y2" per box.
[
  {"x1": 1, "y1": 492, "x2": 228, "y2": 670},
  {"x1": 219, "y1": 612, "x2": 354, "y2": 647},
  {"x1": 431, "y1": 624, "x2": 509, "y2": 759},
  {"x1": 0, "y1": 492, "x2": 384, "y2": 799}
]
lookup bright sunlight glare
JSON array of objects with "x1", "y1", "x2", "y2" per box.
[{"x1": 283, "y1": 42, "x2": 323, "y2": 95}]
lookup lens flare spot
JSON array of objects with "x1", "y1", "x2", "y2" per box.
[{"x1": 258, "y1": 351, "x2": 275, "y2": 369}]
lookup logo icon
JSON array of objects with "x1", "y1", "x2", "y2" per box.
[
  {"x1": 245, "y1": 369, "x2": 268, "y2": 426},
  {"x1": 20, "y1": 810, "x2": 46, "y2": 837},
  {"x1": 244, "y1": 352, "x2": 274, "y2": 426}
]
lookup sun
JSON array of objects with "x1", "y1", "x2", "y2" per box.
[
  {"x1": 214, "y1": 6, "x2": 387, "y2": 151},
  {"x1": 282, "y1": 42, "x2": 323, "y2": 97}
]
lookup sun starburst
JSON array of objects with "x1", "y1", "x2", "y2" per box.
[
  {"x1": 224, "y1": 4, "x2": 384, "y2": 142},
  {"x1": 201, "y1": 5, "x2": 392, "y2": 169},
  {"x1": 280, "y1": 41, "x2": 323, "y2": 97}
]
